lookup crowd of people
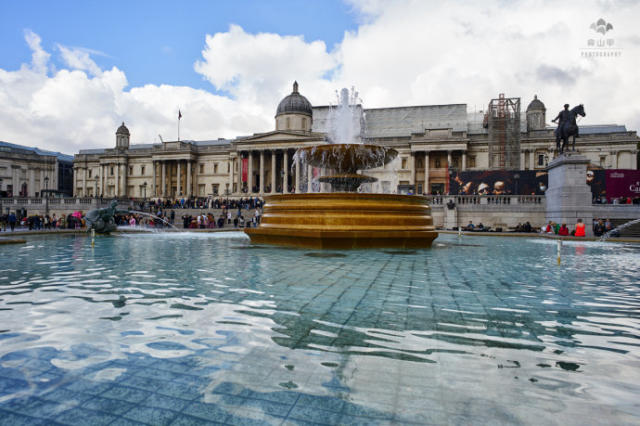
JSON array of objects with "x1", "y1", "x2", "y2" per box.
[
  {"x1": 593, "y1": 196, "x2": 640, "y2": 205},
  {"x1": 0, "y1": 212, "x2": 84, "y2": 232},
  {"x1": 541, "y1": 219, "x2": 588, "y2": 237}
]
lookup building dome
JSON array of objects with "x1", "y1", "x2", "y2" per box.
[
  {"x1": 116, "y1": 122, "x2": 130, "y2": 136},
  {"x1": 526, "y1": 95, "x2": 546, "y2": 112},
  {"x1": 276, "y1": 81, "x2": 312, "y2": 117}
]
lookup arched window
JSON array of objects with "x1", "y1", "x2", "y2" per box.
[
  {"x1": 286, "y1": 117, "x2": 291, "y2": 129},
  {"x1": 302, "y1": 117, "x2": 307, "y2": 130}
]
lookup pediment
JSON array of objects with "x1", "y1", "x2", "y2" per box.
[{"x1": 237, "y1": 130, "x2": 324, "y2": 144}]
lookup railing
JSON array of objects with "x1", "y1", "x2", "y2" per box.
[{"x1": 425, "y1": 195, "x2": 544, "y2": 206}]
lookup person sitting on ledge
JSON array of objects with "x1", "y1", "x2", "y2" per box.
[
  {"x1": 574, "y1": 218, "x2": 586, "y2": 237},
  {"x1": 465, "y1": 221, "x2": 475, "y2": 231},
  {"x1": 477, "y1": 223, "x2": 485, "y2": 231},
  {"x1": 558, "y1": 223, "x2": 569, "y2": 236}
]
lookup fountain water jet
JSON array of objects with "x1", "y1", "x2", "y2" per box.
[{"x1": 245, "y1": 86, "x2": 438, "y2": 249}]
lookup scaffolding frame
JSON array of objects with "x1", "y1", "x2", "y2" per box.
[{"x1": 487, "y1": 94, "x2": 521, "y2": 170}]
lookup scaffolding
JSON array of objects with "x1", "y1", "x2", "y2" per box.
[{"x1": 485, "y1": 94, "x2": 521, "y2": 170}]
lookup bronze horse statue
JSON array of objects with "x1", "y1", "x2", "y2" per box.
[{"x1": 555, "y1": 104, "x2": 586, "y2": 154}]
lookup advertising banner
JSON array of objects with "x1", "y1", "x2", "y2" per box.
[
  {"x1": 449, "y1": 170, "x2": 548, "y2": 195},
  {"x1": 605, "y1": 170, "x2": 640, "y2": 201},
  {"x1": 242, "y1": 158, "x2": 248, "y2": 182}
]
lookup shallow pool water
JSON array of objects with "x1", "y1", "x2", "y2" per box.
[{"x1": 0, "y1": 232, "x2": 639, "y2": 425}]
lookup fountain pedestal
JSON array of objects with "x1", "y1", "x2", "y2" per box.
[
  {"x1": 546, "y1": 152, "x2": 593, "y2": 236},
  {"x1": 245, "y1": 144, "x2": 438, "y2": 249},
  {"x1": 245, "y1": 193, "x2": 437, "y2": 249}
]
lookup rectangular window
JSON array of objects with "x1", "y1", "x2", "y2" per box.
[
  {"x1": 401, "y1": 158, "x2": 407, "y2": 169},
  {"x1": 199, "y1": 164, "x2": 204, "y2": 174},
  {"x1": 141, "y1": 166, "x2": 145, "y2": 175},
  {"x1": 88, "y1": 169, "x2": 92, "y2": 178},
  {"x1": 129, "y1": 166, "x2": 133, "y2": 175},
  {"x1": 468, "y1": 156, "x2": 476, "y2": 168},
  {"x1": 214, "y1": 163, "x2": 218, "y2": 174},
  {"x1": 599, "y1": 156, "x2": 606, "y2": 167},
  {"x1": 212, "y1": 184, "x2": 219, "y2": 195},
  {"x1": 110, "y1": 167, "x2": 114, "y2": 176},
  {"x1": 537, "y1": 154, "x2": 545, "y2": 166},
  {"x1": 302, "y1": 117, "x2": 307, "y2": 129}
]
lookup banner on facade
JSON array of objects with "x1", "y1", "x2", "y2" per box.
[
  {"x1": 448, "y1": 170, "x2": 548, "y2": 195},
  {"x1": 604, "y1": 170, "x2": 640, "y2": 201},
  {"x1": 242, "y1": 158, "x2": 248, "y2": 182}
]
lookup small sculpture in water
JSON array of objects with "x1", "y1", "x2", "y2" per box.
[{"x1": 84, "y1": 200, "x2": 128, "y2": 234}]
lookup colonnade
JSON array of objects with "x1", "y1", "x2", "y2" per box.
[
  {"x1": 408, "y1": 150, "x2": 467, "y2": 195},
  {"x1": 239, "y1": 149, "x2": 300, "y2": 195}
]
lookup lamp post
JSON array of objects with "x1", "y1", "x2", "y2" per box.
[
  {"x1": 143, "y1": 182, "x2": 147, "y2": 211},
  {"x1": 44, "y1": 176, "x2": 49, "y2": 216},
  {"x1": 513, "y1": 173, "x2": 520, "y2": 195}
]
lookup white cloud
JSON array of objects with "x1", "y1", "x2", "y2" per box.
[{"x1": 1, "y1": 2, "x2": 639, "y2": 156}]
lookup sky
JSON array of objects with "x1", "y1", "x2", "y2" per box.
[{"x1": 1, "y1": 0, "x2": 639, "y2": 154}]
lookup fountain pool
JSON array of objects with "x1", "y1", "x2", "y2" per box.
[{"x1": 0, "y1": 232, "x2": 639, "y2": 424}]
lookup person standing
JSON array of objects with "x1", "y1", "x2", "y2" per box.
[{"x1": 8, "y1": 211, "x2": 17, "y2": 232}]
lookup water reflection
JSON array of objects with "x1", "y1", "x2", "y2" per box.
[{"x1": 0, "y1": 233, "x2": 639, "y2": 423}]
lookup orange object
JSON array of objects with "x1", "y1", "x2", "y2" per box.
[{"x1": 575, "y1": 222, "x2": 586, "y2": 237}]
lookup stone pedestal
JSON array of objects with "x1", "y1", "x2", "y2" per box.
[{"x1": 546, "y1": 153, "x2": 593, "y2": 236}]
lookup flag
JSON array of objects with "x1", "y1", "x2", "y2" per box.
[{"x1": 178, "y1": 110, "x2": 182, "y2": 120}]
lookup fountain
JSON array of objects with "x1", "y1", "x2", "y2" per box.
[{"x1": 245, "y1": 88, "x2": 438, "y2": 249}]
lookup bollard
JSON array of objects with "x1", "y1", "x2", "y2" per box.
[
  {"x1": 557, "y1": 239, "x2": 562, "y2": 265},
  {"x1": 91, "y1": 228, "x2": 95, "y2": 248}
]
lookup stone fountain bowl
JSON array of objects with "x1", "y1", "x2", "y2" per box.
[{"x1": 297, "y1": 144, "x2": 397, "y2": 173}]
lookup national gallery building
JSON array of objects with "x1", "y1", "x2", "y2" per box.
[{"x1": 73, "y1": 83, "x2": 639, "y2": 199}]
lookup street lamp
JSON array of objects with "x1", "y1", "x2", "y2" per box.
[
  {"x1": 513, "y1": 173, "x2": 520, "y2": 195},
  {"x1": 44, "y1": 176, "x2": 49, "y2": 216}
]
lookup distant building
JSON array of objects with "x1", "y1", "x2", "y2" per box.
[
  {"x1": 73, "y1": 83, "x2": 639, "y2": 198},
  {"x1": 0, "y1": 141, "x2": 73, "y2": 197}
]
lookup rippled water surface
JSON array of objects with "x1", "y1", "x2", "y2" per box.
[{"x1": 0, "y1": 232, "x2": 639, "y2": 425}]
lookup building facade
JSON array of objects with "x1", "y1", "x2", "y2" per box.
[
  {"x1": 0, "y1": 141, "x2": 73, "y2": 197},
  {"x1": 73, "y1": 83, "x2": 640, "y2": 198}
]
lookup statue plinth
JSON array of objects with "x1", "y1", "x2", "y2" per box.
[{"x1": 545, "y1": 152, "x2": 593, "y2": 236}]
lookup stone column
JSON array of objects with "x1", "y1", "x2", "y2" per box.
[
  {"x1": 83, "y1": 168, "x2": 87, "y2": 196},
  {"x1": 283, "y1": 151, "x2": 289, "y2": 194},
  {"x1": 177, "y1": 161, "x2": 182, "y2": 196},
  {"x1": 237, "y1": 156, "x2": 243, "y2": 194},
  {"x1": 152, "y1": 161, "x2": 157, "y2": 197},
  {"x1": 295, "y1": 156, "x2": 301, "y2": 194},
  {"x1": 461, "y1": 152, "x2": 467, "y2": 171},
  {"x1": 424, "y1": 152, "x2": 430, "y2": 195},
  {"x1": 259, "y1": 150, "x2": 265, "y2": 194},
  {"x1": 122, "y1": 163, "x2": 127, "y2": 197},
  {"x1": 228, "y1": 158, "x2": 234, "y2": 196},
  {"x1": 28, "y1": 169, "x2": 35, "y2": 197},
  {"x1": 187, "y1": 161, "x2": 192, "y2": 197},
  {"x1": 545, "y1": 153, "x2": 593, "y2": 237},
  {"x1": 409, "y1": 152, "x2": 416, "y2": 193},
  {"x1": 114, "y1": 163, "x2": 120, "y2": 197},
  {"x1": 271, "y1": 151, "x2": 276, "y2": 193},
  {"x1": 529, "y1": 151, "x2": 535, "y2": 170},
  {"x1": 161, "y1": 161, "x2": 166, "y2": 197},
  {"x1": 307, "y1": 164, "x2": 313, "y2": 193}
]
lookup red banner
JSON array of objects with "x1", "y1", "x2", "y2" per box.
[
  {"x1": 605, "y1": 170, "x2": 640, "y2": 201},
  {"x1": 242, "y1": 158, "x2": 248, "y2": 182}
]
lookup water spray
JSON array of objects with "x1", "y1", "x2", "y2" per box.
[
  {"x1": 557, "y1": 239, "x2": 562, "y2": 265},
  {"x1": 91, "y1": 228, "x2": 95, "y2": 248}
]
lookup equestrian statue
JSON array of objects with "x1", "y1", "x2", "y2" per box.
[{"x1": 552, "y1": 103, "x2": 586, "y2": 154}]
